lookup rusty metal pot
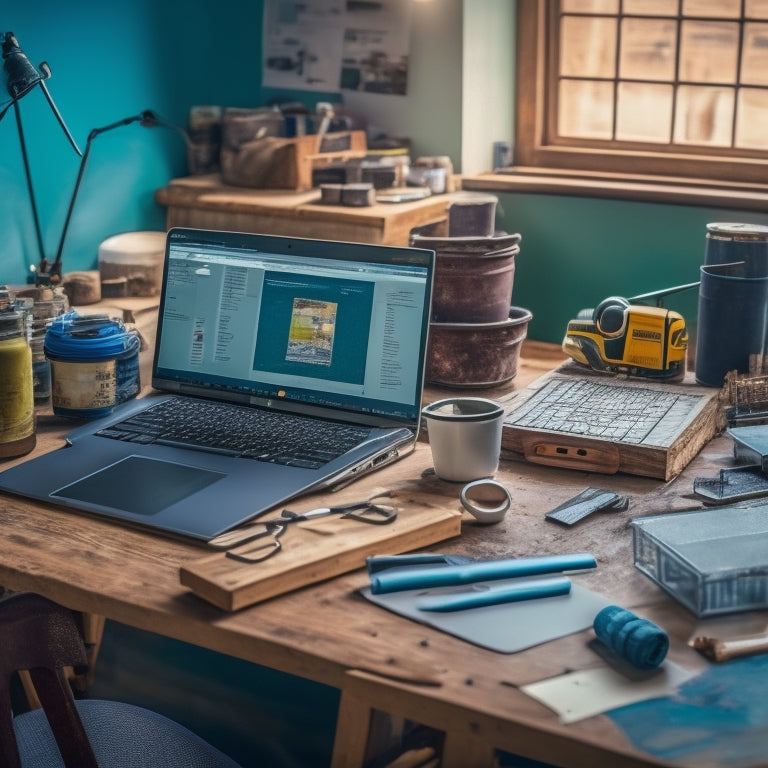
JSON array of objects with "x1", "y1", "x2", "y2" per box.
[
  {"x1": 426, "y1": 306, "x2": 533, "y2": 388},
  {"x1": 410, "y1": 232, "x2": 521, "y2": 324}
]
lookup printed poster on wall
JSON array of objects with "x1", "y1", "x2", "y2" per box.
[{"x1": 262, "y1": 0, "x2": 412, "y2": 95}]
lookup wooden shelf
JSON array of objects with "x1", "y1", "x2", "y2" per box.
[{"x1": 155, "y1": 176, "x2": 457, "y2": 247}]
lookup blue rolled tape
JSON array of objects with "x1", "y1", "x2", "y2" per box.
[{"x1": 593, "y1": 605, "x2": 669, "y2": 670}]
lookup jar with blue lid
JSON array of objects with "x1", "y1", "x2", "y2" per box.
[{"x1": 45, "y1": 311, "x2": 141, "y2": 419}]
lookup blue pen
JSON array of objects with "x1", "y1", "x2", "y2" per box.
[
  {"x1": 417, "y1": 576, "x2": 572, "y2": 612},
  {"x1": 369, "y1": 553, "x2": 596, "y2": 594}
]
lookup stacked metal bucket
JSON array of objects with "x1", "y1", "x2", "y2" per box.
[{"x1": 411, "y1": 193, "x2": 532, "y2": 388}]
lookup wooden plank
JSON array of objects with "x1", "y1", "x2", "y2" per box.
[
  {"x1": 180, "y1": 486, "x2": 462, "y2": 611},
  {"x1": 500, "y1": 363, "x2": 725, "y2": 480}
]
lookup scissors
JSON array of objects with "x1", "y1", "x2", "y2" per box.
[
  {"x1": 274, "y1": 495, "x2": 398, "y2": 527},
  {"x1": 213, "y1": 493, "x2": 397, "y2": 559}
]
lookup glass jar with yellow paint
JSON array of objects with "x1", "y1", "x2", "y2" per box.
[{"x1": 0, "y1": 307, "x2": 35, "y2": 458}]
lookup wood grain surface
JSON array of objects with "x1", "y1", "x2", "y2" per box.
[
  {"x1": 155, "y1": 175, "x2": 457, "y2": 246},
  {"x1": 180, "y1": 485, "x2": 462, "y2": 611},
  {"x1": 0, "y1": 302, "x2": 743, "y2": 768}
]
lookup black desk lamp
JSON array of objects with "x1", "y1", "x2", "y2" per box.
[
  {"x1": 48, "y1": 110, "x2": 188, "y2": 285},
  {"x1": 2, "y1": 32, "x2": 188, "y2": 286},
  {"x1": 1, "y1": 31, "x2": 82, "y2": 281}
]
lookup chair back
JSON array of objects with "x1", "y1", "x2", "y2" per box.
[{"x1": 0, "y1": 592, "x2": 98, "y2": 768}]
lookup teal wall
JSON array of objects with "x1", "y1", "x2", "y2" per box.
[
  {"x1": 1, "y1": 0, "x2": 460, "y2": 288},
  {"x1": 2, "y1": 0, "x2": 271, "y2": 285},
  {"x1": 498, "y1": 193, "x2": 768, "y2": 343}
]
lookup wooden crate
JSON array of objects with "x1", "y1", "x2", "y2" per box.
[{"x1": 220, "y1": 130, "x2": 367, "y2": 191}]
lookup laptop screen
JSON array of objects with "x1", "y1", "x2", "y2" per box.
[{"x1": 152, "y1": 228, "x2": 434, "y2": 424}]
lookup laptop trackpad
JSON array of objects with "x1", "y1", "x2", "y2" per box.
[{"x1": 52, "y1": 456, "x2": 225, "y2": 516}]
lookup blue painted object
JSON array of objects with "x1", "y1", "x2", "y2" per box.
[
  {"x1": 593, "y1": 605, "x2": 669, "y2": 670},
  {"x1": 609, "y1": 655, "x2": 768, "y2": 767},
  {"x1": 417, "y1": 576, "x2": 572, "y2": 612},
  {"x1": 45, "y1": 310, "x2": 141, "y2": 418},
  {"x1": 369, "y1": 553, "x2": 596, "y2": 594}
]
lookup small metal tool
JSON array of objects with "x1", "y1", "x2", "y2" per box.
[
  {"x1": 277, "y1": 495, "x2": 397, "y2": 526},
  {"x1": 545, "y1": 488, "x2": 628, "y2": 526},
  {"x1": 209, "y1": 493, "x2": 397, "y2": 551}
]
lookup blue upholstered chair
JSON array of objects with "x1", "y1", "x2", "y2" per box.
[{"x1": 0, "y1": 592, "x2": 244, "y2": 768}]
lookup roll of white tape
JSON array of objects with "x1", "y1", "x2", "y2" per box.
[{"x1": 460, "y1": 479, "x2": 511, "y2": 524}]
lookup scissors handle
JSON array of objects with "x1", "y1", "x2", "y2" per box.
[{"x1": 342, "y1": 504, "x2": 397, "y2": 525}]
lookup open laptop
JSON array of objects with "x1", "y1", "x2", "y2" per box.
[{"x1": 0, "y1": 227, "x2": 435, "y2": 541}]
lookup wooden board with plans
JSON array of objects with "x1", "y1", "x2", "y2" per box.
[
  {"x1": 180, "y1": 486, "x2": 462, "y2": 611},
  {"x1": 499, "y1": 363, "x2": 726, "y2": 481}
]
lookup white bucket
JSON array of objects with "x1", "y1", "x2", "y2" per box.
[{"x1": 98, "y1": 231, "x2": 166, "y2": 297}]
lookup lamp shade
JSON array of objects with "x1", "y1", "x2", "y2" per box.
[{"x1": 2, "y1": 32, "x2": 50, "y2": 100}]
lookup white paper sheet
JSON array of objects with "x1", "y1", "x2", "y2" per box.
[{"x1": 521, "y1": 662, "x2": 696, "y2": 724}]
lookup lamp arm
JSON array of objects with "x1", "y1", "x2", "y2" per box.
[
  {"x1": 48, "y1": 131, "x2": 96, "y2": 281},
  {"x1": 37, "y1": 78, "x2": 82, "y2": 156},
  {"x1": 13, "y1": 101, "x2": 46, "y2": 266},
  {"x1": 49, "y1": 111, "x2": 179, "y2": 282}
]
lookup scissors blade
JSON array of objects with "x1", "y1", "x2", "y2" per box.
[{"x1": 208, "y1": 522, "x2": 272, "y2": 550}]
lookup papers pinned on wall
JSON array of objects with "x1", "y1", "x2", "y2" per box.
[{"x1": 262, "y1": 0, "x2": 412, "y2": 95}]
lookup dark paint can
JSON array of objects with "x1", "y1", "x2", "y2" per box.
[
  {"x1": 705, "y1": 222, "x2": 768, "y2": 278},
  {"x1": 695, "y1": 262, "x2": 768, "y2": 387}
]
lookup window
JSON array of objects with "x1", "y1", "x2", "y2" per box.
[{"x1": 503, "y1": 0, "x2": 768, "y2": 204}]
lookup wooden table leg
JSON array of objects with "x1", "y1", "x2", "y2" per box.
[
  {"x1": 333, "y1": 670, "x2": 498, "y2": 768},
  {"x1": 441, "y1": 733, "x2": 497, "y2": 768},
  {"x1": 331, "y1": 684, "x2": 373, "y2": 768}
]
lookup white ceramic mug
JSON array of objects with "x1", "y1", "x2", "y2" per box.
[{"x1": 422, "y1": 397, "x2": 504, "y2": 482}]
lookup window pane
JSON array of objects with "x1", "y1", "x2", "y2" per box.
[
  {"x1": 623, "y1": 0, "x2": 678, "y2": 15},
  {"x1": 742, "y1": 23, "x2": 768, "y2": 85},
  {"x1": 616, "y1": 82, "x2": 673, "y2": 142},
  {"x1": 674, "y1": 85, "x2": 734, "y2": 145},
  {"x1": 560, "y1": 16, "x2": 617, "y2": 78},
  {"x1": 619, "y1": 18, "x2": 677, "y2": 81},
  {"x1": 682, "y1": 0, "x2": 741, "y2": 18},
  {"x1": 559, "y1": 79, "x2": 615, "y2": 139},
  {"x1": 561, "y1": 0, "x2": 618, "y2": 12},
  {"x1": 736, "y1": 88, "x2": 768, "y2": 149},
  {"x1": 679, "y1": 21, "x2": 739, "y2": 84},
  {"x1": 746, "y1": 0, "x2": 768, "y2": 19}
]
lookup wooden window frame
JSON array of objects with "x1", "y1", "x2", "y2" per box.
[{"x1": 462, "y1": 0, "x2": 768, "y2": 210}]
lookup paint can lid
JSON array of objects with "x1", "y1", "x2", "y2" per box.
[{"x1": 706, "y1": 222, "x2": 768, "y2": 242}]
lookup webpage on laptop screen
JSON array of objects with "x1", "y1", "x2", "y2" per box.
[{"x1": 154, "y1": 243, "x2": 429, "y2": 420}]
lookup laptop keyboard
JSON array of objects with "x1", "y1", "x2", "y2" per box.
[{"x1": 95, "y1": 396, "x2": 372, "y2": 469}]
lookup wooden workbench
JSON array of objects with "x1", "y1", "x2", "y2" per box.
[
  {"x1": 155, "y1": 175, "x2": 459, "y2": 247},
  {"x1": 2, "y1": 296, "x2": 759, "y2": 767},
  {"x1": 0, "y1": 404, "x2": 739, "y2": 768}
]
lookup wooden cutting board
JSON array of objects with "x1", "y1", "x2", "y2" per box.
[{"x1": 180, "y1": 486, "x2": 462, "y2": 611}]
